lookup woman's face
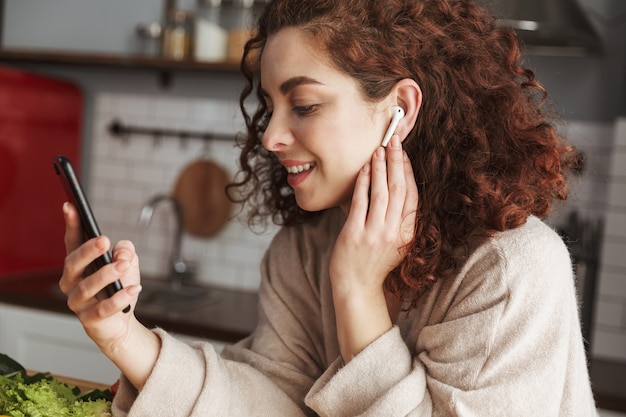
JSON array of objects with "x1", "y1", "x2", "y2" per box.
[{"x1": 260, "y1": 27, "x2": 392, "y2": 212}]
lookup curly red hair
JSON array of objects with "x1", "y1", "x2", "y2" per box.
[{"x1": 228, "y1": 0, "x2": 581, "y2": 306}]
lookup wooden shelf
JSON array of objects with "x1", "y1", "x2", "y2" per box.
[{"x1": 0, "y1": 49, "x2": 241, "y2": 73}]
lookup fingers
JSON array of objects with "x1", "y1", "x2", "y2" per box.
[
  {"x1": 112, "y1": 240, "x2": 141, "y2": 287},
  {"x1": 60, "y1": 235, "x2": 111, "y2": 293},
  {"x1": 402, "y1": 150, "x2": 419, "y2": 213},
  {"x1": 384, "y1": 135, "x2": 409, "y2": 221},
  {"x1": 113, "y1": 240, "x2": 137, "y2": 265},
  {"x1": 64, "y1": 248, "x2": 140, "y2": 316},
  {"x1": 363, "y1": 135, "x2": 418, "y2": 249},
  {"x1": 367, "y1": 146, "x2": 389, "y2": 225},
  {"x1": 59, "y1": 203, "x2": 142, "y2": 319},
  {"x1": 347, "y1": 162, "x2": 372, "y2": 229},
  {"x1": 67, "y1": 260, "x2": 138, "y2": 317},
  {"x1": 369, "y1": 135, "x2": 407, "y2": 226},
  {"x1": 400, "y1": 149, "x2": 419, "y2": 245}
]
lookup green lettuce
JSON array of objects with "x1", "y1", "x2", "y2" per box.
[{"x1": 0, "y1": 369, "x2": 112, "y2": 417}]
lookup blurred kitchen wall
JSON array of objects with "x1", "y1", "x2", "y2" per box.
[{"x1": 86, "y1": 91, "x2": 277, "y2": 292}]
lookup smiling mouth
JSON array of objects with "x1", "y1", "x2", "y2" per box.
[{"x1": 285, "y1": 162, "x2": 315, "y2": 174}]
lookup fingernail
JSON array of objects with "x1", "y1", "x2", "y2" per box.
[
  {"x1": 375, "y1": 147, "x2": 385, "y2": 159},
  {"x1": 391, "y1": 135, "x2": 401, "y2": 149},
  {"x1": 62, "y1": 202, "x2": 69, "y2": 214}
]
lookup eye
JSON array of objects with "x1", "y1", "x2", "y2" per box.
[{"x1": 293, "y1": 104, "x2": 317, "y2": 116}]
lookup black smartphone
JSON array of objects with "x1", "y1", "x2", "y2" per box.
[{"x1": 53, "y1": 155, "x2": 129, "y2": 312}]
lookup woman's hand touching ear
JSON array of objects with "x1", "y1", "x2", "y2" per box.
[{"x1": 329, "y1": 135, "x2": 418, "y2": 361}]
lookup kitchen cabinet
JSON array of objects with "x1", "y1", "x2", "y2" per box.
[
  {"x1": 0, "y1": 303, "x2": 225, "y2": 385},
  {"x1": 0, "y1": 303, "x2": 119, "y2": 384}
]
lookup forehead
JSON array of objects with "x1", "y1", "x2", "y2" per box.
[
  {"x1": 263, "y1": 26, "x2": 325, "y2": 61},
  {"x1": 260, "y1": 27, "x2": 335, "y2": 90}
]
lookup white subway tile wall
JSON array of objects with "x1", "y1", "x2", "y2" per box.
[
  {"x1": 552, "y1": 119, "x2": 626, "y2": 362},
  {"x1": 592, "y1": 119, "x2": 626, "y2": 362},
  {"x1": 88, "y1": 92, "x2": 279, "y2": 292},
  {"x1": 553, "y1": 121, "x2": 615, "y2": 220},
  {"x1": 88, "y1": 92, "x2": 625, "y2": 361}
]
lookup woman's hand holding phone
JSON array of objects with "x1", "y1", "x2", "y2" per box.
[
  {"x1": 59, "y1": 202, "x2": 140, "y2": 344},
  {"x1": 59, "y1": 202, "x2": 160, "y2": 390},
  {"x1": 330, "y1": 134, "x2": 419, "y2": 361}
]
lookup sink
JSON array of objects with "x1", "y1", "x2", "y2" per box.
[{"x1": 139, "y1": 279, "x2": 215, "y2": 309}]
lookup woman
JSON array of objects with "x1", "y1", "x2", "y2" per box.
[{"x1": 59, "y1": 0, "x2": 597, "y2": 415}]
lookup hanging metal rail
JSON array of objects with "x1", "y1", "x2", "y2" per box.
[{"x1": 108, "y1": 119, "x2": 238, "y2": 142}]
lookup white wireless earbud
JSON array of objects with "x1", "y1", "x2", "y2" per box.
[{"x1": 381, "y1": 106, "x2": 405, "y2": 147}]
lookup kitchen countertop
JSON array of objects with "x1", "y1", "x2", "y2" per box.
[{"x1": 0, "y1": 269, "x2": 258, "y2": 344}]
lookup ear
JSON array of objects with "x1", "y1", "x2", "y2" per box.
[{"x1": 391, "y1": 78, "x2": 422, "y2": 142}]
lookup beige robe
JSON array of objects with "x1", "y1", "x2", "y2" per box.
[{"x1": 113, "y1": 208, "x2": 597, "y2": 416}]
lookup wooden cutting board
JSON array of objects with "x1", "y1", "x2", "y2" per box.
[{"x1": 172, "y1": 159, "x2": 233, "y2": 237}]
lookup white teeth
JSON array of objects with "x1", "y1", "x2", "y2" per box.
[{"x1": 286, "y1": 163, "x2": 314, "y2": 174}]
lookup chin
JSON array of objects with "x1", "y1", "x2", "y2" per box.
[
  {"x1": 296, "y1": 195, "x2": 351, "y2": 214},
  {"x1": 296, "y1": 201, "x2": 326, "y2": 213},
  {"x1": 295, "y1": 195, "x2": 334, "y2": 213}
]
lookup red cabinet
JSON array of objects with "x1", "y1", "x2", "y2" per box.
[{"x1": 0, "y1": 66, "x2": 83, "y2": 275}]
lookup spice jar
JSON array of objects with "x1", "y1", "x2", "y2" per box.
[
  {"x1": 224, "y1": 0, "x2": 256, "y2": 63},
  {"x1": 194, "y1": 0, "x2": 228, "y2": 62},
  {"x1": 161, "y1": 9, "x2": 192, "y2": 60},
  {"x1": 136, "y1": 22, "x2": 162, "y2": 56}
]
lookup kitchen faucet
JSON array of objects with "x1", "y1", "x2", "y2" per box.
[{"x1": 138, "y1": 194, "x2": 193, "y2": 287}]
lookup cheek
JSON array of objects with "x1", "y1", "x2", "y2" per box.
[
  {"x1": 333, "y1": 112, "x2": 379, "y2": 148},
  {"x1": 303, "y1": 112, "x2": 381, "y2": 173},
  {"x1": 334, "y1": 124, "x2": 381, "y2": 166},
  {"x1": 318, "y1": 132, "x2": 375, "y2": 193}
]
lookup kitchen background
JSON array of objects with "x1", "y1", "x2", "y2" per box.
[
  {"x1": 0, "y1": 0, "x2": 625, "y2": 407},
  {"x1": 88, "y1": 91, "x2": 275, "y2": 291}
]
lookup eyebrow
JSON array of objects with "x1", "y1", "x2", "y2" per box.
[{"x1": 260, "y1": 76, "x2": 324, "y2": 98}]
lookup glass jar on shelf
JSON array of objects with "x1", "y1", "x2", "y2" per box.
[
  {"x1": 194, "y1": 0, "x2": 228, "y2": 62},
  {"x1": 161, "y1": 9, "x2": 192, "y2": 60},
  {"x1": 135, "y1": 22, "x2": 162, "y2": 56},
  {"x1": 223, "y1": 0, "x2": 256, "y2": 63}
]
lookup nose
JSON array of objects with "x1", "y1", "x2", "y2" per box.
[{"x1": 261, "y1": 111, "x2": 292, "y2": 151}]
